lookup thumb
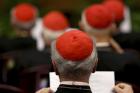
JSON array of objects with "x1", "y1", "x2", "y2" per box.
[
  {"x1": 48, "y1": 88, "x2": 54, "y2": 93},
  {"x1": 36, "y1": 88, "x2": 54, "y2": 93},
  {"x1": 113, "y1": 86, "x2": 122, "y2": 93}
]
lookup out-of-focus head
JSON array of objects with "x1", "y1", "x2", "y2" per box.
[
  {"x1": 103, "y1": 0, "x2": 124, "y2": 3},
  {"x1": 103, "y1": 0, "x2": 125, "y2": 24},
  {"x1": 80, "y1": 4, "x2": 113, "y2": 36},
  {"x1": 11, "y1": 3, "x2": 38, "y2": 31},
  {"x1": 51, "y1": 30, "x2": 97, "y2": 80},
  {"x1": 42, "y1": 11, "x2": 70, "y2": 45}
]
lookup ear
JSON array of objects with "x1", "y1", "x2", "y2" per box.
[
  {"x1": 52, "y1": 60, "x2": 59, "y2": 75},
  {"x1": 79, "y1": 21, "x2": 84, "y2": 31},
  {"x1": 92, "y1": 59, "x2": 98, "y2": 73},
  {"x1": 110, "y1": 23, "x2": 118, "y2": 34}
]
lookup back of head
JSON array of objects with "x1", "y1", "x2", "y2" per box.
[
  {"x1": 103, "y1": 0, "x2": 125, "y2": 24},
  {"x1": 51, "y1": 30, "x2": 97, "y2": 80},
  {"x1": 42, "y1": 11, "x2": 70, "y2": 45},
  {"x1": 80, "y1": 4, "x2": 113, "y2": 36},
  {"x1": 11, "y1": 3, "x2": 38, "y2": 31},
  {"x1": 104, "y1": 0, "x2": 123, "y2": 2}
]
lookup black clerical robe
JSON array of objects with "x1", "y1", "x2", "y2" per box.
[{"x1": 55, "y1": 84, "x2": 92, "y2": 93}]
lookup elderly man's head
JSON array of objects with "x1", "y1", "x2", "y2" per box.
[
  {"x1": 51, "y1": 30, "x2": 97, "y2": 82},
  {"x1": 79, "y1": 4, "x2": 114, "y2": 38},
  {"x1": 11, "y1": 3, "x2": 38, "y2": 36},
  {"x1": 42, "y1": 11, "x2": 70, "y2": 46}
]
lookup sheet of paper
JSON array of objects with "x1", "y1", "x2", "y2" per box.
[{"x1": 49, "y1": 71, "x2": 115, "y2": 93}]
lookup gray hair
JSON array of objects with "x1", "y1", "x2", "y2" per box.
[
  {"x1": 81, "y1": 11, "x2": 112, "y2": 35},
  {"x1": 51, "y1": 39, "x2": 98, "y2": 78}
]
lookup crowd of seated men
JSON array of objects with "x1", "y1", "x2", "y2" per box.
[{"x1": 0, "y1": 0, "x2": 140, "y2": 93}]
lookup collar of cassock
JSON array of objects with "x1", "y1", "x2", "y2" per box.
[
  {"x1": 60, "y1": 81, "x2": 89, "y2": 86},
  {"x1": 96, "y1": 42, "x2": 110, "y2": 47}
]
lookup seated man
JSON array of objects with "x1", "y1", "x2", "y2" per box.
[
  {"x1": 79, "y1": 3, "x2": 140, "y2": 87},
  {"x1": 4, "y1": 11, "x2": 70, "y2": 90},
  {"x1": 103, "y1": 0, "x2": 140, "y2": 53},
  {"x1": 79, "y1": 4, "x2": 124, "y2": 54},
  {"x1": 36, "y1": 29, "x2": 134, "y2": 93},
  {"x1": 10, "y1": 3, "x2": 41, "y2": 50},
  {"x1": 42, "y1": 11, "x2": 70, "y2": 52}
]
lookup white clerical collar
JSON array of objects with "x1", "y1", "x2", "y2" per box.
[
  {"x1": 96, "y1": 42, "x2": 110, "y2": 47},
  {"x1": 60, "y1": 81, "x2": 89, "y2": 86}
]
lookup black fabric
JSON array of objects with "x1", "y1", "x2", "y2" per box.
[
  {"x1": 56, "y1": 85, "x2": 92, "y2": 93},
  {"x1": 97, "y1": 50, "x2": 140, "y2": 86},
  {"x1": 97, "y1": 46, "x2": 114, "y2": 52},
  {"x1": 113, "y1": 32, "x2": 140, "y2": 52},
  {"x1": 5, "y1": 49, "x2": 52, "y2": 87},
  {"x1": 0, "y1": 37, "x2": 36, "y2": 54},
  {"x1": 15, "y1": 49, "x2": 51, "y2": 68}
]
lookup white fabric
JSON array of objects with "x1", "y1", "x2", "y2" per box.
[
  {"x1": 66, "y1": 28, "x2": 79, "y2": 32},
  {"x1": 96, "y1": 42, "x2": 110, "y2": 47},
  {"x1": 42, "y1": 27, "x2": 65, "y2": 42},
  {"x1": 60, "y1": 81, "x2": 89, "y2": 86},
  {"x1": 119, "y1": 6, "x2": 132, "y2": 33},
  {"x1": 31, "y1": 18, "x2": 45, "y2": 51}
]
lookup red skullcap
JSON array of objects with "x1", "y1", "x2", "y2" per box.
[
  {"x1": 104, "y1": 0, "x2": 123, "y2": 2},
  {"x1": 85, "y1": 4, "x2": 113, "y2": 29},
  {"x1": 103, "y1": 1, "x2": 125, "y2": 22},
  {"x1": 14, "y1": 3, "x2": 36, "y2": 22},
  {"x1": 56, "y1": 30, "x2": 93, "y2": 61},
  {"x1": 43, "y1": 11, "x2": 69, "y2": 31}
]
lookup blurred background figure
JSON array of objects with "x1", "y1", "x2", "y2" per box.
[
  {"x1": 103, "y1": 0, "x2": 125, "y2": 33},
  {"x1": 11, "y1": 3, "x2": 37, "y2": 37},
  {"x1": 103, "y1": 0, "x2": 140, "y2": 53},
  {"x1": 0, "y1": 10, "x2": 70, "y2": 93},
  {"x1": 42, "y1": 11, "x2": 70, "y2": 52},
  {"x1": 0, "y1": 3, "x2": 38, "y2": 54},
  {"x1": 79, "y1": 4, "x2": 124, "y2": 54},
  {"x1": 79, "y1": 3, "x2": 140, "y2": 89},
  {"x1": 103, "y1": 0, "x2": 132, "y2": 33},
  {"x1": 11, "y1": 3, "x2": 42, "y2": 50}
]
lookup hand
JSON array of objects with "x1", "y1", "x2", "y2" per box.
[
  {"x1": 36, "y1": 88, "x2": 54, "y2": 93},
  {"x1": 113, "y1": 83, "x2": 133, "y2": 93}
]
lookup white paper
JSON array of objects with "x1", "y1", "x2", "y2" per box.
[{"x1": 49, "y1": 71, "x2": 115, "y2": 93}]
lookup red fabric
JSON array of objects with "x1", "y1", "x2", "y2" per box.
[
  {"x1": 85, "y1": 4, "x2": 113, "y2": 29},
  {"x1": 103, "y1": 1, "x2": 124, "y2": 22},
  {"x1": 104, "y1": 0, "x2": 123, "y2": 1},
  {"x1": 14, "y1": 3, "x2": 36, "y2": 22},
  {"x1": 56, "y1": 30, "x2": 93, "y2": 61},
  {"x1": 43, "y1": 11, "x2": 69, "y2": 31}
]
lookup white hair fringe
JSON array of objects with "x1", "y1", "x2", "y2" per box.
[{"x1": 51, "y1": 37, "x2": 98, "y2": 74}]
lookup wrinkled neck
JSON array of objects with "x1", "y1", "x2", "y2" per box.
[{"x1": 59, "y1": 74, "x2": 91, "y2": 83}]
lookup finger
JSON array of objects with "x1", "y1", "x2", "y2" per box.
[
  {"x1": 36, "y1": 88, "x2": 49, "y2": 93},
  {"x1": 117, "y1": 83, "x2": 131, "y2": 89},
  {"x1": 48, "y1": 88, "x2": 54, "y2": 93},
  {"x1": 113, "y1": 86, "x2": 123, "y2": 93},
  {"x1": 118, "y1": 84, "x2": 125, "y2": 89}
]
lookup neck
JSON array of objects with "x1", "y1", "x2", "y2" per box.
[
  {"x1": 60, "y1": 76, "x2": 89, "y2": 83},
  {"x1": 15, "y1": 30, "x2": 31, "y2": 37},
  {"x1": 94, "y1": 35, "x2": 112, "y2": 43},
  {"x1": 60, "y1": 81, "x2": 89, "y2": 86}
]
